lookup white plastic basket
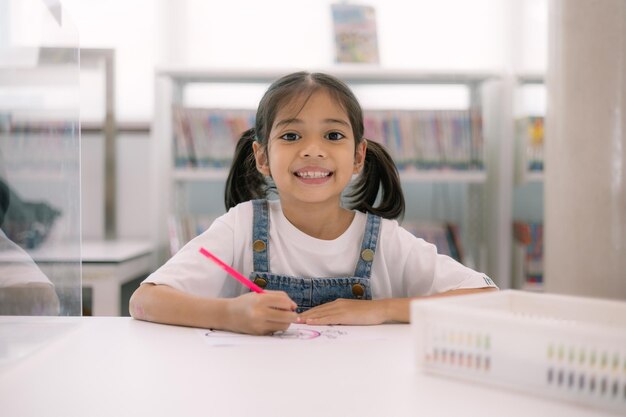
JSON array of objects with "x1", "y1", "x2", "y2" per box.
[{"x1": 411, "y1": 290, "x2": 626, "y2": 414}]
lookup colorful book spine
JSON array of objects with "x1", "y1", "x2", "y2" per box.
[
  {"x1": 403, "y1": 221, "x2": 463, "y2": 262},
  {"x1": 513, "y1": 221, "x2": 544, "y2": 285},
  {"x1": 362, "y1": 109, "x2": 484, "y2": 170},
  {"x1": 527, "y1": 116, "x2": 544, "y2": 171},
  {"x1": 172, "y1": 107, "x2": 255, "y2": 168},
  {"x1": 169, "y1": 214, "x2": 219, "y2": 254}
]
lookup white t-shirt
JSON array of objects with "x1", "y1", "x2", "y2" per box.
[{"x1": 144, "y1": 200, "x2": 496, "y2": 299}]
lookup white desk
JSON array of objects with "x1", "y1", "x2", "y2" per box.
[
  {"x1": 0, "y1": 317, "x2": 614, "y2": 417},
  {"x1": 32, "y1": 240, "x2": 156, "y2": 316},
  {"x1": 80, "y1": 240, "x2": 156, "y2": 316}
]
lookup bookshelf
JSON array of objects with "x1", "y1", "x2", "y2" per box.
[
  {"x1": 512, "y1": 74, "x2": 546, "y2": 291},
  {"x1": 153, "y1": 68, "x2": 505, "y2": 282}
]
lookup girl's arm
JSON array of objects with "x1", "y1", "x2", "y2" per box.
[
  {"x1": 298, "y1": 287, "x2": 497, "y2": 325},
  {"x1": 130, "y1": 283, "x2": 298, "y2": 335}
]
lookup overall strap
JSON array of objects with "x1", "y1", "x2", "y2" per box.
[
  {"x1": 251, "y1": 199, "x2": 270, "y2": 272},
  {"x1": 353, "y1": 212, "x2": 382, "y2": 279}
]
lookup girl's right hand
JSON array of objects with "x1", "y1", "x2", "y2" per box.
[{"x1": 225, "y1": 290, "x2": 298, "y2": 335}]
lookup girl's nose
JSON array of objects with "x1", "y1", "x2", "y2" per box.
[{"x1": 300, "y1": 137, "x2": 326, "y2": 158}]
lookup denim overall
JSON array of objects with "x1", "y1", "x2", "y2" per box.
[{"x1": 248, "y1": 199, "x2": 381, "y2": 313}]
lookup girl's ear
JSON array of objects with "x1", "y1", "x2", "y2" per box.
[
  {"x1": 353, "y1": 139, "x2": 367, "y2": 174},
  {"x1": 252, "y1": 141, "x2": 271, "y2": 176}
]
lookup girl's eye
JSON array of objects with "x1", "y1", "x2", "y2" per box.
[
  {"x1": 280, "y1": 132, "x2": 300, "y2": 141},
  {"x1": 326, "y1": 131, "x2": 345, "y2": 141}
]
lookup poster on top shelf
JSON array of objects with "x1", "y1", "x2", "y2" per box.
[{"x1": 331, "y1": 3, "x2": 380, "y2": 64}]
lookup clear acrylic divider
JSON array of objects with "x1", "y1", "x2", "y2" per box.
[{"x1": 0, "y1": 0, "x2": 81, "y2": 321}]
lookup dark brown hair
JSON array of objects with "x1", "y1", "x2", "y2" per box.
[{"x1": 224, "y1": 71, "x2": 404, "y2": 219}]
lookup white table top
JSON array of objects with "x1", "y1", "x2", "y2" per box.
[
  {"x1": 80, "y1": 239, "x2": 155, "y2": 263},
  {"x1": 0, "y1": 317, "x2": 613, "y2": 417},
  {"x1": 2, "y1": 239, "x2": 156, "y2": 263}
]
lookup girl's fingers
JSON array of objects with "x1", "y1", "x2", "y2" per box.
[
  {"x1": 302, "y1": 316, "x2": 337, "y2": 325},
  {"x1": 299, "y1": 301, "x2": 337, "y2": 318},
  {"x1": 261, "y1": 290, "x2": 297, "y2": 311},
  {"x1": 264, "y1": 307, "x2": 298, "y2": 324}
]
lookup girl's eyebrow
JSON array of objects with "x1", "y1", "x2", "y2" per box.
[
  {"x1": 274, "y1": 118, "x2": 302, "y2": 128},
  {"x1": 274, "y1": 118, "x2": 350, "y2": 128},
  {"x1": 323, "y1": 118, "x2": 350, "y2": 127}
]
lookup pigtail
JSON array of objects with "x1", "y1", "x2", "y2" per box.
[
  {"x1": 347, "y1": 139, "x2": 405, "y2": 220},
  {"x1": 224, "y1": 128, "x2": 268, "y2": 210}
]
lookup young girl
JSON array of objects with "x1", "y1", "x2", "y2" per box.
[{"x1": 130, "y1": 71, "x2": 497, "y2": 335}]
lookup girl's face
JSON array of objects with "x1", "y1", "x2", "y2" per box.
[{"x1": 253, "y1": 89, "x2": 366, "y2": 209}]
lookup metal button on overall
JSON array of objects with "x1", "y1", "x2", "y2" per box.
[
  {"x1": 352, "y1": 283, "x2": 365, "y2": 299},
  {"x1": 254, "y1": 277, "x2": 268, "y2": 288},
  {"x1": 253, "y1": 240, "x2": 266, "y2": 252},
  {"x1": 360, "y1": 248, "x2": 374, "y2": 262}
]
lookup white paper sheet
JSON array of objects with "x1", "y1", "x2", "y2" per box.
[{"x1": 198, "y1": 323, "x2": 385, "y2": 347}]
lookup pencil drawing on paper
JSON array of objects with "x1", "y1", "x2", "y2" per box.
[{"x1": 202, "y1": 325, "x2": 350, "y2": 344}]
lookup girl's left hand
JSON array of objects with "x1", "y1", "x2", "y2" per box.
[{"x1": 297, "y1": 299, "x2": 388, "y2": 325}]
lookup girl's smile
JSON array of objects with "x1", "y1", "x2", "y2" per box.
[{"x1": 293, "y1": 166, "x2": 333, "y2": 185}]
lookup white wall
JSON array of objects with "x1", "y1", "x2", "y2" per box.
[
  {"x1": 62, "y1": 0, "x2": 158, "y2": 123},
  {"x1": 62, "y1": 0, "x2": 547, "y2": 123},
  {"x1": 177, "y1": 0, "x2": 505, "y2": 69}
]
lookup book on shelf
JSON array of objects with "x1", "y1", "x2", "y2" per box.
[
  {"x1": 172, "y1": 106, "x2": 196, "y2": 167},
  {"x1": 364, "y1": 109, "x2": 484, "y2": 171},
  {"x1": 171, "y1": 107, "x2": 485, "y2": 173},
  {"x1": 168, "y1": 214, "x2": 218, "y2": 255},
  {"x1": 516, "y1": 116, "x2": 544, "y2": 172},
  {"x1": 331, "y1": 3, "x2": 380, "y2": 64},
  {"x1": 172, "y1": 106, "x2": 254, "y2": 168},
  {"x1": 470, "y1": 109, "x2": 484, "y2": 170},
  {"x1": 513, "y1": 221, "x2": 543, "y2": 287},
  {"x1": 402, "y1": 221, "x2": 464, "y2": 262}
]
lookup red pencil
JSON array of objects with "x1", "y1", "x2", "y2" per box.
[{"x1": 199, "y1": 247, "x2": 265, "y2": 293}]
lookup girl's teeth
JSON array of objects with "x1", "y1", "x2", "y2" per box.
[{"x1": 298, "y1": 171, "x2": 329, "y2": 178}]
